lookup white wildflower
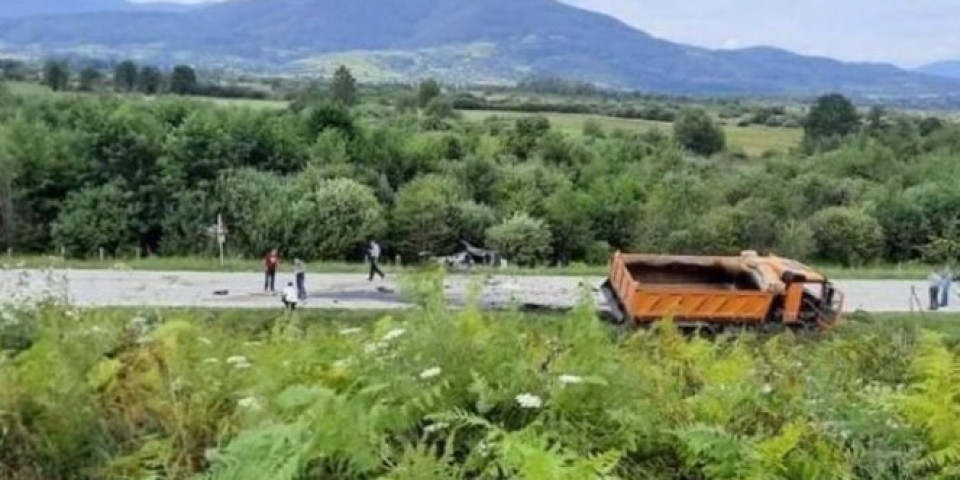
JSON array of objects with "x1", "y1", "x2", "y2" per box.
[
  {"x1": 237, "y1": 396, "x2": 262, "y2": 411},
  {"x1": 243, "y1": 341, "x2": 262, "y2": 347},
  {"x1": 383, "y1": 328, "x2": 406, "y2": 341},
  {"x1": 761, "y1": 383, "x2": 774, "y2": 394},
  {"x1": 128, "y1": 316, "x2": 148, "y2": 328},
  {"x1": 423, "y1": 421, "x2": 449, "y2": 434},
  {"x1": 202, "y1": 358, "x2": 220, "y2": 365},
  {"x1": 558, "y1": 374, "x2": 584, "y2": 385},
  {"x1": 363, "y1": 342, "x2": 388, "y2": 354},
  {"x1": 204, "y1": 448, "x2": 220, "y2": 462},
  {"x1": 226, "y1": 355, "x2": 249, "y2": 365},
  {"x1": 333, "y1": 358, "x2": 353, "y2": 369},
  {"x1": 65, "y1": 309, "x2": 80, "y2": 320},
  {"x1": 339, "y1": 328, "x2": 363, "y2": 336},
  {"x1": 1, "y1": 310, "x2": 18, "y2": 326},
  {"x1": 198, "y1": 337, "x2": 213, "y2": 346},
  {"x1": 477, "y1": 440, "x2": 492, "y2": 457},
  {"x1": 419, "y1": 367, "x2": 442, "y2": 380},
  {"x1": 515, "y1": 393, "x2": 543, "y2": 409},
  {"x1": 226, "y1": 355, "x2": 252, "y2": 369}
]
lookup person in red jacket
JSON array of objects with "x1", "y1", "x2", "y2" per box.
[{"x1": 264, "y1": 249, "x2": 279, "y2": 293}]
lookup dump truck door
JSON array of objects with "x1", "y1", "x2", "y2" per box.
[{"x1": 783, "y1": 283, "x2": 804, "y2": 324}]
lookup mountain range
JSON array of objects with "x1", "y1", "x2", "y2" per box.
[
  {"x1": 917, "y1": 61, "x2": 960, "y2": 80},
  {"x1": 0, "y1": 0, "x2": 958, "y2": 97}
]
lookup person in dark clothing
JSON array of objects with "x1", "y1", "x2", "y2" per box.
[
  {"x1": 929, "y1": 270, "x2": 941, "y2": 311},
  {"x1": 940, "y1": 267, "x2": 954, "y2": 309},
  {"x1": 264, "y1": 249, "x2": 279, "y2": 293},
  {"x1": 294, "y1": 258, "x2": 307, "y2": 300},
  {"x1": 368, "y1": 240, "x2": 385, "y2": 281}
]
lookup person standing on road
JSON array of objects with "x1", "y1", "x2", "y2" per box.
[
  {"x1": 940, "y1": 266, "x2": 955, "y2": 309},
  {"x1": 929, "y1": 269, "x2": 941, "y2": 311},
  {"x1": 294, "y1": 257, "x2": 307, "y2": 300},
  {"x1": 368, "y1": 240, "x2": 385, "y2": 281},
  {"x1": 264, "y1": 249, "x2": 279, "y2": 293},
  {"x1": 282, "y1": 282, "x2": 299, "y2": 311}
]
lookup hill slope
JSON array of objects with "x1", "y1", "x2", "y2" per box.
[
  {"x1": 0, "y1": 0, "x2": 956, "y2": 96},
  {"x1": 917, "y1": 61, "x2": 960, "y2": 80},
  {"x1": 0, "y1": 0, "x2": 130, "y2": 18}
]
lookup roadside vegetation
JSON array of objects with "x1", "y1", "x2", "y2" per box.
[
  {"x1": 3, "y1": 271, "x2": 960, "y2": 479},
  {"x1": 2, "y1": 63, "x2": 960, "y2": 275}
]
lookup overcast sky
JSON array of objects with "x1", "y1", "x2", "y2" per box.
[{"x1": 131, "y1": 0, "x2": 958, "y2": 67}]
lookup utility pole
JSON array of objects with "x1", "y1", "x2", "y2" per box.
[{"x1": 216, "y1": 214, "x2": 226, "y2": 266}]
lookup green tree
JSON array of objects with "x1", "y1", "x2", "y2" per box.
[
  {"x1": 114, "y1": 60, "x2": 138, "y2": 92},
  {"x1": 330, "y1": 65, "x2": 358, "y2": 106},
  {"x1": 506, "y1": 115, "x2": 551, "y2": 160},
  {"x1": 139, "y1": 66, "x2": 163, "y2": 94},
  {"x1": 803, "y1": 93, "x2": 860, "y2": 145},
  {"x1": 544, "y1": 185, "x2": 595, "y2": 264},
  {"x1": 78, "y1": 67, "x2": 103, "y2": 92},
  {"x1": 486, "y1": 213, "x2": 553, "y2": 266},
  {"x1": 454, "y1": 200, "x2": 497, "y2": 246},
  {"x1": 423, "y1": 96, "x2": 456, "y2": 119},
  {"x1": 42, "y1": 59, "x2": 70, "y2": 92},
  {"x1": 392, "y1": 174, "x2": 464, "y2": 259},
  {"x1": 293, "y1": 177, "x2": 385, "y2": 259},
  {"x1": 305, "y1": 102, "x2": 356, "y2": 138},
  {"x1": 808, "y1": 207, "x2": 884, "y2": 266},
  {"x1": 418, "y1": 79, "x2": 442, "y2": 108},
  {"x1": 169, "y1": 65, "x2": 198, "y2": 95},
  {"x1": 160, "y1": 190, "x2": 214, "y2": 255},
  {"x1": 213, "y1": 168, "x2": 291, "y2": 256},
  {"x1": 160, "y1": 110, "x2": 236, "y2": 190},
  {"x1": 52, "y1": 183, "x2": 133, "y2": 257},
  {"x1": 774, "y1": 221, "x2": 816, "y2": 260},
  {"x1": 673, "y1": 108, "x2": 726, "y2": 156},
  {"x1": 0, "y1": 135, "x2": 17, "y2": 252}
]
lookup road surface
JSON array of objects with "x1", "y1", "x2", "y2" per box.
[{"x1": 0, "y1": 268, "x2": 941, "y2": 313}]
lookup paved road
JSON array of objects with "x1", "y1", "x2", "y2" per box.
[{"x1": 0, "y1": 268, "x2": 943, "y2": 313}]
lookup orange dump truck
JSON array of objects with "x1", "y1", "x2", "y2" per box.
[{"x1": 600, "y1": 251, "x2": 843, "y2": 331}]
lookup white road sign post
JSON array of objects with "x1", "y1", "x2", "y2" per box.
[{"x1": 216, "y1": 214, "x2": 226, "y2": 266}]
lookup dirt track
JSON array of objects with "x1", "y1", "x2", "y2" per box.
[{"x1": 0, "y1": 268, "x2": 945, "y2": 313}]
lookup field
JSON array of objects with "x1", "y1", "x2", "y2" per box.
[
  {"x1": 4, "y1": 272, "x2": 960, "y2": 479},
  {"x1": 3, "y1": 80, "x2": 289, "y2": 110},
  {"x1": 460, "y1": 109, "x2": 803, "y2": 157}
]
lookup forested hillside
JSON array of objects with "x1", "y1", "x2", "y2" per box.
[{"x1": 0, "y1": 75, "x2": 958, "y2": 268}]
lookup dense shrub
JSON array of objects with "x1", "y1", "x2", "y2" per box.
[
  {"x1": 673, "y1": 108, "x2": 726, "y2": 156},
  {"x1": 486, "y1": 212, "x2": 553, "y2": 266},
  {"x1": 809, "y1": 207, "x2": 884, "y2": 266},
  {"x1": 392, "y1": 174, "x2": 464, "y2": 259},
  {"x1": 52, "y1": 183, "x2": 133, "y2": 257}
]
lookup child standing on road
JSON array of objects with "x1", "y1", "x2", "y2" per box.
[
  {"x1": 264, "y1": 249, "x2": 279, "y2": 293},
  {"x1": 282, "y1": 282, "x2": 299, "y2": 311}
]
